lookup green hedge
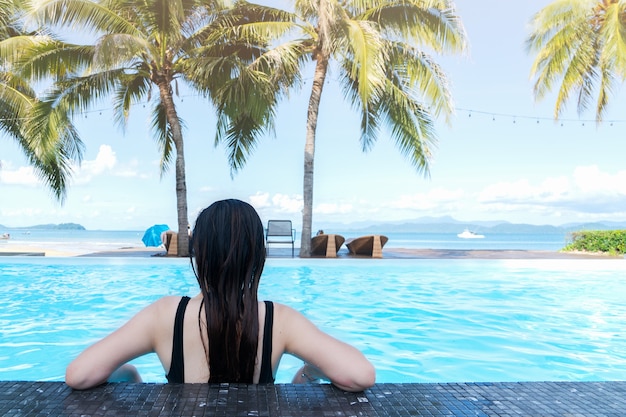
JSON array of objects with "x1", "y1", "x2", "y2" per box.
[{"x1": 563, "y1": 230, "x2": 626, "y2": 255}]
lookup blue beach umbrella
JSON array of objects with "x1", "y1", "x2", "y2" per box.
[{"x1": 142, "y1": 224, "x2": 170, "y2": 247}]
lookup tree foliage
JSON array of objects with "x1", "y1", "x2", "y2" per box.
[
  {"x1": 0, "y1": 0, "x2": 82, "y2": 201},
  {"x1": 22, "y1": 0, "x2": 298, "y2": 255},
  {"x1": 527, "y1": 0, "x2": 626, "y2": 121},
  {"x1": 290, "y1": 0, "x2": 467, "y2": 255}
]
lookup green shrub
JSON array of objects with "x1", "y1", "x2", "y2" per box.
[{"x1": 563, "y1": 230, "x2": 626, "y2": 255}]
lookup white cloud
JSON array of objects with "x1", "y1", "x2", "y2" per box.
[
  {"x1": 82, "y1": 145, "x2": 116, "y2": 174},
  {"x1": 248, "y1": 192, "x2": 303, "y2": 219},
  {"x1": 250, "y1": 192, "x2": 271, "y2": 208},
  {"x1": 315, "y1": 202, "x2": 353, "y2": 214},
  {"x1": 0, "y1": 166, "x2": 40, "y2": 186},
  {"x1": 1, "y1": 207, "x2": 45, "y2": 218},
  {"x1": 72, "y1": 145, "x2": 117, "y2": 184},
  {"x1": 572, "y1": 165, "x2": 626, "y2": 194},
  {"x1": 272, "y1": 194, "x2": 303, "y2": 213},
  {"x1": 0, "y1": 144, "x2": 141, "y2": 189},
  {"x1": 389, "y1": 188, "x2": 465, "y2": 210},
  {"x1": 477, "y1": 166, "x2": 626, "y2": 217}
]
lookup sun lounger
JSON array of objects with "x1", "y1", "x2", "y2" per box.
[
  {"x1": 311, "y1": 234, "x2": 345, "y2": 257},
  {"x1": 163, "y1": 230, "x2": 178, "y2": 256},
  {"x1": 346, "y1": 235, "x2": 388, "y2": 258}
]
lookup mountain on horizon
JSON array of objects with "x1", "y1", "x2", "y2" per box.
[
  {"x1": 1, "y1": 223, "x2": 86, "y2": 230},
  {"x1": 315, "y1": 217, "x2": 626, "y2": 234}
]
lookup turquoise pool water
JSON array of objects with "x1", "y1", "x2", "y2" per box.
[{"x1": 1, "y1": 258, "x2": 625, "y2": 383}]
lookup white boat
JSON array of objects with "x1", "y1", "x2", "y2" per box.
[
  {"x1": 457, "y1": 229, "x2": 484, "y2": 239},
  {"x1": 0, "y1": 233, "x2": 10, "y2": 241}
]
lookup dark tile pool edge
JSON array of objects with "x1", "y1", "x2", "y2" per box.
[{"x1": 2, "y1": 381, "x2": 625, "y2": 416}]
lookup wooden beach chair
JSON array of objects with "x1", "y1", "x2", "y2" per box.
[
  {"x1": 311, "y1": 233, "x2": 345, "y2": 257},
  {"x1": 346, "y1": 235, "x2": 388, "y2": 258},
  {"x1": 163, "y1": 230, "x2": 178, "y2": 256}
]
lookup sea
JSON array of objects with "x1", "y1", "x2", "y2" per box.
[{"x1": 0, "y1": 228, "x2": 573, "y2": 254}]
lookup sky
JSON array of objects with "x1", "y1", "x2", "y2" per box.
[{"x1": 3, "y1": 0, "x2": 626, "y2": 231}]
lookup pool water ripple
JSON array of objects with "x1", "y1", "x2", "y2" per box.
[{"x1": 1, "y1": 258, "x2": 625, "y2": 384}]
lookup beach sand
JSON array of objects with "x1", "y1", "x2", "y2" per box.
[
  {"x1": 0, "y1": 243, "x2": 166, "y2": 258},
  {"x1": 0, "y1": 241, "x2": 619, "y2": 259}
]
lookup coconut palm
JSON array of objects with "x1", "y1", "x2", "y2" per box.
[
  {"x1": 22, "y1": 0, "x2": 299, "y2": 256},
  {"x1": 0, "y1": 0, "x2": 82, "y2": 201},
  {"x1": 526, "y1": 0, "x2": 626, "y2": 121},
  {"x1": 294, "y1": 0, "x2": 467, "y2": 256}
]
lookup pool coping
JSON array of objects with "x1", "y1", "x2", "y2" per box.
[{"x1": 2, "y1": 381, "x2": 625, "y2": 416}]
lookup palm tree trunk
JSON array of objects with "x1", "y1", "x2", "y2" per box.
[
  {"x1": 158, "y1": 82, "x2": 189, "y2": 257},
  {"x1": 300, "y1": 51, "x2": 329, "y2": 257}
]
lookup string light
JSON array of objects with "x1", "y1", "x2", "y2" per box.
[
  {"x1": 456, "y1": 107, "x2": 624, "y2": 125},
  {"x1": 2, "y1": 101, "x2": 625, "y2": 126}
]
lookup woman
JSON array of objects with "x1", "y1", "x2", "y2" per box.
[{"x1": 65, "y1": 199, "x2": 375, "y2": 391}]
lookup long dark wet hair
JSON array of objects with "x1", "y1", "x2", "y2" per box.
[{"x1": 190, "y1": 199, "x2": 266, "y2": 382}]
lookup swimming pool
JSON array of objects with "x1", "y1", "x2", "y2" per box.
[{"x1": 1, "y1": 257, "x2": 625, "y2": 383}]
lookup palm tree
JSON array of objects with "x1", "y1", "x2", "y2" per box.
[
  {"x1": 526, "y1": 0, "x2": 626, "y2": 121},
  {"x1": 293, "y1": 0, "x2": 467, "y2": 256},
  {"x1": 22, "y1": 0, "x2": 299, "y2": 256},
  {"x1": 0, "y1": 0, "x2": 82, "y2": 201}
]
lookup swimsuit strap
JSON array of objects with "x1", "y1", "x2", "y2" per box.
[
  {"x1": 166, "y1": 297, "x2": 273, "y2": 384},
  {"x1": 259, "y1": 300, "x2": 275, "y2": 383},
  {"x1": 166, "y1": 296, "x2": 191, "y2": 383}
]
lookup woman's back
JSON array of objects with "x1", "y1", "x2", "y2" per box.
[
  {"x1": 156, "y1": 296, "x2": 275, "y2": 384},
  {"x1": 65, "y1": 199, "x2": 375, "y2": 391}
]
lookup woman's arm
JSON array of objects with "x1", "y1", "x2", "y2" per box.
[
  {"x1": 65, "y1": 299, "x2": 167, "y2": 390},
  {"x1": 291, "y1": 362, "x2": 325, "y2": 384},
  {"x1": 278, "y1": 304, "x2": 375, "y2": 392},
  {"x1": 108, "y1": 364, "x2": 143, "y2": 383}
]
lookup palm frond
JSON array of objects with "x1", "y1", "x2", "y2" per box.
[
  {"x1": 526, "y1": 0, "x2": 592, "y2": 51},
  {"x1": 212, "y1": 63, "x2": 280, "y2": 172},
  {"x1": 526, "y1": 0, "x2": 626, "y2": 120},
  {"x1": 337, "y1": 44, "x2": 436, "y2": 174},
  {"x1": 29, "y1": 69, "x2": 123, "y2": 143},
  {"x1": 27, "y1": 0, "x2": 141, "y2": 37},
  {"x1": 599, "y1": 1, "x2": 626, "y2": 80},
  {"x1": 19, "y1": 96, "x2": 85, "y2": 202},
  {"x1": 14, "y1": 38, "x2": 95, "y2": 81},
  {"x1": 389, "y1": 41, "x2": 453, "y2": 121},
  {"x1": 0, "y1": 71, "x2": 35, "y2": 120},
  {"x1": 357, "y1": 71, "x2": 435, "y2": 174},
  {"x1": 376, "y1": 81, "x2": 435, "y2": 175},
  {"x1": 249, "y1": 40, "x2": 307, "y2": 89},
  {"x1": 528, "y1": 6, "x2": 595, "y2": 106},
  {"x1": 113, "y1": 72, "x2": 152, "y2": 128},
  {"x1": 26, "y1": 93, "x2": 85, "y2": 161},
  {"x1": 337, "y1": 18, "x2": 386, "y2": 105},
  {"x1": 93, "y1": 33, "x2": 152, "y2": 70},
  {"x1": 150, "y1": 101, "x2": 176, "y2": 176},
  {"x1": 594, "y1": 62, "x2": 616, "y2": 122},
  {"x1": 359, "y1": 0, "x2": 467, "y2": 54},
  {"x1": 0, "y1": 87, "x2": 77, "y2": 202},
  {"x1": 226, "y1": 1, "x2": 298, "y2": 40}
]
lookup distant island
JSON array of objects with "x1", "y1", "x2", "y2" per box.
[
  {"x1": 0, "y1": 223, "x2": 86, "y2": 230},
  {"x1": 317, "y1": 217, "x2": 626, "y2": 235}
]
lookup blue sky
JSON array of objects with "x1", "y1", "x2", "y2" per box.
[{"x1": 2, "y1": 0, "x2": 626, "y2": 231}]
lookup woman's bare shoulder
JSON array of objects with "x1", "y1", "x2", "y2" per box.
[
  {"x1": 143, "y1": 295, "x2": 187, "y2": 316},
  {"x1": 269, "y1": 302, "x2": 315, "y2": 331},
  {"x1": 270, "y1": 302, "x2": 301, "y2": 317}
]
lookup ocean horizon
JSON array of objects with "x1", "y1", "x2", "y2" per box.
[{"x1": 0, "y1": 228, "x2": 571, "y2": 254}]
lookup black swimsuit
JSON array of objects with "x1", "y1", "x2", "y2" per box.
[{"x1": 165, "y1": 297, "x2": 275, "y2": 383}]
